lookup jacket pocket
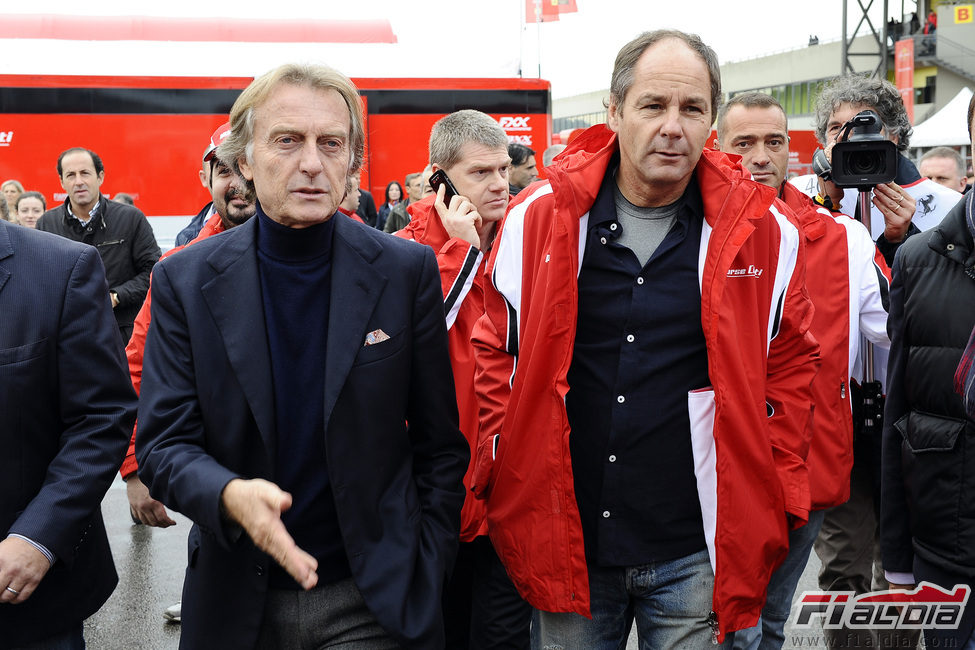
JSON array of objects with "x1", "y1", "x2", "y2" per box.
[
  {"x1": 896, "y1": 410, "x2": 965, "y2": 453},
  {"x1": 0, "y1": 339, "x2": 48, "y2": 366},
  {"x1": 352, "y1": 329, "x2": 405, "y2": 366},
  {"x1": 471, "y1": 433, "x2": 500, "y2": 498},
  {"x1": 688, "y1": 387, "x2": 717, "y2": 573},
  {"x1": 895, "y1": 410, "x2": 973, "y2": 557},
  {"x1": 187, "y1": 526, "x2": 202, "y2": 568}
]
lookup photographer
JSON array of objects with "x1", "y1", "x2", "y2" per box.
[
  {"x1": 802, "y1": 76, "x2": 947, "y2": 650},
  {"x1": 795, "y1": 76, "x2": 961, "y2": 267}
]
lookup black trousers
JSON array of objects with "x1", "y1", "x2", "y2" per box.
[{"x1": 444, "y1": 536, "x2": 531, "y2": 650}]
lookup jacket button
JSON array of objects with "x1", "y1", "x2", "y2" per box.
[
  {"x1": 617, "y1": 395, "x2": 625, "y2": 404},
  {"x1": 636, "y1": 277, "x2": 645, "y2": 285},
  {"x1": 602, "y1": 510, "x2": 611, "y2": 518}
]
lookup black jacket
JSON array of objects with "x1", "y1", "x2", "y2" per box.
[
  {"x1": 881, "y1": 189, "x2": 975, "y2": 578},
  {"x1": 37, "y1": 196, "x2": 160, "y2": 339},
  {"x1": 136, "y1": 214, "x2": 467, "y2": 649},
  {"x1": 356, "y1": 189, "x2": 378, "y2": 227},
  {"x1": 175, "y1": 202, "x2": 213, "y2": 247}
]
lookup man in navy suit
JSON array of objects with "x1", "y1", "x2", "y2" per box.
[
  {"x1": 136, "y1": 63, "x2": 469, "y2": 649},
  {"x1": 0, "y1": 221, "x2": 136, "y2": 647}
]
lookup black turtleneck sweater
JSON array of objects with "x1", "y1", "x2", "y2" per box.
[{"x1": 256, "y1": 206, "x2": 350, "y2": 587}]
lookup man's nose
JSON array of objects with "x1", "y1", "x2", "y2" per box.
[
  {"x1": 299, "y1": 142, "x2": 324, "y2": 175},
  {"x1": 659, "y1": 106, "x2": 684, "y2": 138}
]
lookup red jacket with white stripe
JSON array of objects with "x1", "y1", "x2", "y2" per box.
[
  {"x1": 470, "y1": 125, "x2": 820, "y2": 641},
  {"x1": 780, "y1": 184, "x2": 891, "y2": 510},
  {"x1": 396, "y1": 196, "x2": 490, "y2": 542}
]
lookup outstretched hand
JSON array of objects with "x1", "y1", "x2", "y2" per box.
[{"x1": 220, "y1": 478, "x2": 318, "y2": 590}]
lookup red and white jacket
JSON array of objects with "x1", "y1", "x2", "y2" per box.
[
  {"x1": 780, "y1": 183, "x2": 891, "y2": 510},
  {"x1": 470, "y1": 125, "x2": 820, "y2": 641},
  {"x1": 395, "y1": 196, "x2": 490, "y2": 542}
]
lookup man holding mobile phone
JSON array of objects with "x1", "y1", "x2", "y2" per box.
[{"x1": 393, "y1": 109, "x2": 528, "y2": 649}]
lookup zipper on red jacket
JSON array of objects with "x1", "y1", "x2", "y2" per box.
[{"x1": 708, "y1": 610, "x2": 719, "y2": 644}]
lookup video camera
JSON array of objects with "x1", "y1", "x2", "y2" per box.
[{"x1": 813, "y1": 110, "x2": 898, "y2": 189}]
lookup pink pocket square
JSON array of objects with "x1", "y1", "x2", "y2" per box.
[{"x1": 364, "y1": 329, "x2": 390, "y2": 346}]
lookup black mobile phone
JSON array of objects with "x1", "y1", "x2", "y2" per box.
[{"x1": 429, "y1": 169, "x2": 459, "y2": 208}]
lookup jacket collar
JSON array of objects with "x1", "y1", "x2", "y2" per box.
[
  {"x1": 60, "y1": 194, "x2": 106, "y2": 231},
  {"x1": 547, "y1": 124, "x2": 774, "y2": 229},
  {"x1": 695, "y1": 147, "x2": 775, "y2": 229},
  {"x1": 781, "y1": 182, "x2": 829, "y2": 242},
  {"x1": 401, "y1": 195, "x2": 446, "y2": 246},
  {"x1": 322, "y1": 214, "x2": 386, "y2": 431}
]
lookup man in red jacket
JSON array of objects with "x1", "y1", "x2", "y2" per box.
[
  {"x1": 394, "y1": 109, "x2": 530, "y2": 649},
  {"x1": 715, "y1": 92, "x2": 892, "y2": 649},
  {"x1": 471, "y1": 30, "x2": 819, "y2": 646}
]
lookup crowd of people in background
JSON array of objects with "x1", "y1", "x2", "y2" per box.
[{"x1": 4, "y1": 25, "x2": 975, "y2": 650}]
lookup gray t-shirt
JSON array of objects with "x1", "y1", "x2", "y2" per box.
[{"x1": 613, "y1": 183, "x2": 679, "y2": 267}]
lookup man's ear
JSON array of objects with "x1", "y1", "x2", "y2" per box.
[
  {"x1": 607, "y1": 99, "x2": 621, "y2": 134},
  {"x1": 238, "y1": 156, "x2": 254, "y2": 182},
  {"x1": 199, "y1": 166, "x2": 209, "y2": 190}
]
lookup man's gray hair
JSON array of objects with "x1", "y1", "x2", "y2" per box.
[
  {"x1": 609, "y1": 29, "x2": 721, "y2": 122},
  {"x1": 814, "y1": 75, "x2": 912, "y2": 151},
  {"x1": 218, "y1": 63, "x2": 365, "y2": 194},
  {"x1": 429, "y1": 110, "x2": 509, "y2": 170},
  {"x1": 715, "y1": 92, "x2": 787, "y2": 143},
  {"x1": 921, "y1": 146, "x2": 966, "y2": 176},
  {"x1": 542, "y1": 144, "x2": 566, "y2": 167}
]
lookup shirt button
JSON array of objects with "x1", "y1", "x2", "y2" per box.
[
  {"x1": 609, "y1": 455, "x2": 617, "y2": 462},
  {"x1": 626, "y1": 334, "x2": 635, "y2": 343},
  {"x1": 610, "y1": 223, "x2": 618, "y2": 231},
  {"x1": 636, "y1": 277, "x2": 644, "y2": 285},
  {"x1": 600, "y1": 237, "x2": 607, "y2": 245},
  {"x1": 602, "y1": 511, "x2": 611, "y2": 518},
  {"x1": 617, "y1": 395, "x2": 625, "y2": 404}
]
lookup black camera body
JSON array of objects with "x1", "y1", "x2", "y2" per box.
[{"x1": 823, "y1": 110, "x2": 898, "y2": 189}]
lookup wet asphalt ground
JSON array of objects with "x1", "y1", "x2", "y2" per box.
[{"x1": 81, "y1": 476, "x2": 826, "y2": 649}]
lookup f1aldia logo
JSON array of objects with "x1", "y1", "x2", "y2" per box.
[
  {"x1": 792, "y1": 583, "x2": 970, "y2": 630},
  {"x1": 0, "y1": 131, "x2": 12, "y2": 147}
]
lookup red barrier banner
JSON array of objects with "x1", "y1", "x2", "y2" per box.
[{"x1": 895, "y1": 38, "x2": 915, "y2": 123}]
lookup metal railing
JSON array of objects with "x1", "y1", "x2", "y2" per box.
[{"x1": 926, "y1": 33, "x2": 975, "y2": 80}]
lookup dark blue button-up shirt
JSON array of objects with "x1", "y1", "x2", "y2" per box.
[{"x1": 567, "y1": 166, "x2": 710, "y2": 567}]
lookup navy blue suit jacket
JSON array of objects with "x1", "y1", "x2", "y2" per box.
[
  {"x1": 136, "y1": 213, "x2": 468, "y2": 649},
  {"x1": 0, "y1": 221, "x2": 136, "y2": 645}
]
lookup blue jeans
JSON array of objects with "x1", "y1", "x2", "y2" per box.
[
  {"x1": 12, "y1": 624, "x2": 85, "y2": 650},
  {"x1": 722, "y1": 510, "x2": 825, "y2": 650},
  {"x1": 531, "y1": 549, "x2": 714, "y2": 650}
]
